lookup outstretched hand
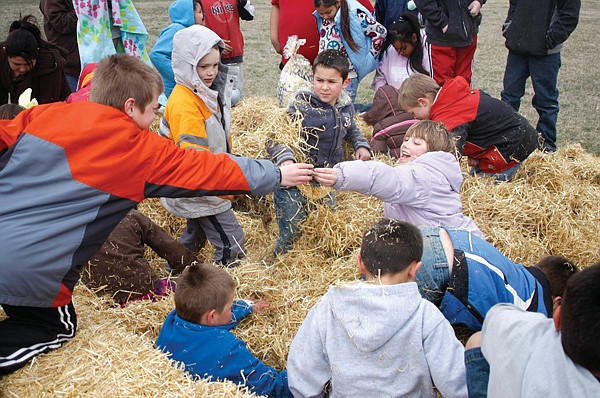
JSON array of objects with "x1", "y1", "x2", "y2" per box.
[
  {"x1": 252, "y1": 300, "x2": 270, "y2": 314},
  {"x1": 279, "y1": 163, "x2": 314, "y2": 187},
  {"x1": 313, "y1": 167, "x2": 338, "y2": 187},
  {"x1": 355, "y1": 147, "x2": 371, "y2": 161}
]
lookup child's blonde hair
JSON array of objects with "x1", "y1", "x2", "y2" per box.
[
  {"x1": 406, "y1": 120, "x2": 456, "y2": 155},
  {"x1": 174, "y1": 263, "x2": 236, "y2": 323},
  {"x1": 398, "y1": 73, "x2": 440, "y2": 109},
  {"x1": 90, "y1": 54, "x2": 164, "y2": 111}
]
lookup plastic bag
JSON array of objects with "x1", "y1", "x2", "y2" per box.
[{"x1": 277, "y1": 35, "x2": 313, "y2": 108}]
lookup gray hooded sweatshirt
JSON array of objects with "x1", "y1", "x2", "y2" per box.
[{"x1": 287, "y1": 281, "x2": 468, "y2": 398}]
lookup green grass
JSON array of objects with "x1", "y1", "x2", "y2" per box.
[{"x1": 3, "y1": 0, "x2": 599, "y2": 154}]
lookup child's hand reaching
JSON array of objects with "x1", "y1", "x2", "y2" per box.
[
  {"x1": 252, "y1": 300, "x2": 270, "y2": 314},
  {"x1": 355, "y1": 147, "x2": 371, "y2": 161},
  {"x1": 279, "y1": 163, "x2": 314, "y2": 187},
  {"x1": 313, "y1": 167, "x2": 339, "y2": 187}
]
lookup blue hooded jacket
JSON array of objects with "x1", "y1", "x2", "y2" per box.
[{"x1": 150, "y1": 0, "x2": 196, "y2": 98}]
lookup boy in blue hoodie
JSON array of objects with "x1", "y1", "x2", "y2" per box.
[
  {"x1": 156, "y1": 263, "x2": 292, "y2": 398},
  {"x1": 150, "y1": 0, "x2": 205, "y2": 101}
]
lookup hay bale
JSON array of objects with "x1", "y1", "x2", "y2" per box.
[{"x1": 3, "y1": 97, "x2": 599, "y2": 396}]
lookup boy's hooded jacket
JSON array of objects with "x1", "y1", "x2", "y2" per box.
[
  {"x1": 0, "y1": 101, "x2": 280, "y2": 308},
  {"x1": 287, "y1": 282, "x2": 468, "y2": 397},
  {"x1": 0, "y1": 41, "x2": 71, "y2": 105},
  {"x1": 331, "y1": 152, "x2": 484, "y2": 239},
  {"x1": 149, "y1": 0, "x2": 197, "y2": 98},
  {"x1": 157, "y1": 301, "x2": 292, "y2": 398},
  {"x1": 160, "y1": 25, "x2": 239, "y2": 219},
  {"x1": 267, "y1": 90, "x2": 370, "y2": 168}
]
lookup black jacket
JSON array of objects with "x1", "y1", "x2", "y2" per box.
[
  {"x1": 414, "y1": 0, "x2": 485, "y2": 46},
  {"x1": 503, "y1": 0, "x2": 580, "y2": 56}
]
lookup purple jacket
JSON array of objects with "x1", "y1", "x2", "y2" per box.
[{"x1": 332, "y1": 151, "x2": 484, "y2": 238}]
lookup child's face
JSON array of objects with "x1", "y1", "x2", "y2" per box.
[
  {"x1": 194, "y1": 2, "x2": 205, "y2": 25},
  {"x1": 129, "y1": 95, "x2": 160, "y2": 130},
  {"x1": 7, "y1": 56, "x2": 36, "y2": 78},
  {"x1": 212, "y1": 291, "x2": 235, "y2": 326},
  {"x1": 399, "y1": 135, "x2": 429, "y2": 163},
  {"x1": 313, "y1": 65, "x2": 348, "y2": 106},
  {"x1": 405, "y1": 98, "x2": 432, "y2": 120},
  {"x1": 196, "y1": 48, "x2": 220, "y2": 87},
  {"x1": 316, "y1": 1, "x2": 340, "y2": 21},
  {"x1": 392, "y1": 35, "x2": 417, "y2": 58}
]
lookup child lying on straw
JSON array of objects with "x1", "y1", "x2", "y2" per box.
[
  {"x1": 314, "y1": 120, "x2": 484, "y2": 238},
  {"x1": 157, "y1": 263, "x2": 292, "y2": 398}
]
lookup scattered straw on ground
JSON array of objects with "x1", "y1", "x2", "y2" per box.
[{"x1": 2, "y1": 97, "x2": 599, "y2": 396}]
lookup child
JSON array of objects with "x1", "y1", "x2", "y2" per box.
[
  {"x1": 314, "y1": 120, "x2": 484, "y2": 239},
  {"x1": 313, "y1": 0, "x2": 387, "y2": 102},
  {"x1": 464, "y1": 263, "x2": 600, "y2": 397},
  {"x1": 82, "y1": 209, "x2": 198, "y2": 305},
  {"x1": 150, "y1": 0, "x2": 205, "y2": 101},
  {"x1": 287, "y1": 219, "x2": 468, "y2": 397},
  {"x1": 413, "y1": 0, "x2": 483, "y2": 86},
  {"x1": 0, "y1": 15, "x2": 71, "y2": 105},
  {"x1": 372, "y1": 12, "x2": 431, "y2": 92},
  {"x1": 159, "y1": 25, "x2": 245, "y2": 266},
  {"x1": 501, "y1": 0, "x2": 580, "y2": 152},
  {"x1": 156, "y1": 263, "x2": 292, "y2": 398},
  {"x1": 0, "y1": 53, "x2": 314, "y2": 375},
  {"x1": 415, "y1": 226, "x2": 579, "y2": 332},
  {"x1": 202, "y1": 0, "x2": 256, "y2": 106},
  {"x1": 0, "y1": 103, "x2": 25, "y2": 119},
  {"x1": 267, "y1": 49, "x2": 372, "y2": 256},
  {"x1": 362, "y1": 84, "x2": 417, "y2": 158},
  {"x1": 399, "y1": 73, "x2": 539, "y2": 182}
]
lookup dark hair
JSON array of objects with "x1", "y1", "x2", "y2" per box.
[
  {"x1": 174, "y1": 263, "x2": 236, "y2": 323},
  {"x1": 5, "y1": 15, "x2": 42, "y2": 65},
  {"x1": 314, "y1": 0, "x2": 359, "y2": 52},
  {"x1": 0, "y1": 103, "x2": 25, "y2": 119},
  {"x1": 360, "y1": 219, "x2": 423, "y2": 276},
  {"x1": 560, "y1": 263, "x2": 600, "y2": 372},
  {"x1": 313, "y1": 49, "x2": 350, "y2": 80},
  {"x1": 381, "y1": 13, "x2": 427, "y2": 76},
  {"x1": 194, "y1": 0, "x2": 205, "y2": 16},
  {"x1": 534, "y1": 255, "x2": 579, "y2": 297}
]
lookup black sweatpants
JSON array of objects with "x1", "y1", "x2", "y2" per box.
[{"x1": 0, "y1": 302, "x2": 77, "y2": 375}]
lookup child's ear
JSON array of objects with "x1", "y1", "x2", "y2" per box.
[
  {"x1": 357, "y1": 254, "x2": 368, "y2": 276},
  {"x1": 407, "y1": 261, "x2": 422, "y2": 282},
  {"x1": 342, "y1": 77, "x2": 351, "y2": 89},
  {"x1": 123, "y1": 97, "x2": 136, "y2": 117},
  {"x1": 411, "y1": 33, "x2": 418, "y2": 44},
  {"x1": 553, "y1": 304, "x2": 561, "y2": 331},
  {"x1": 417, "y1": 97, "x2": 430, "y2": 108}
]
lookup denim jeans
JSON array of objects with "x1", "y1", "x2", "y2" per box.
[
  {"x1": 415, "y1": 226, "x2": 451, "y2": 305},
  {"x1": 470, "y1": 161, "x2": 522, "y2": 183},
  {"x1": 65, "y1": 72, "x2": 79, "y2": 92},
  {"x1": 345, "y1": 77, "x2": 359, "y2": 103},
  {"x1": 501, "y1": 51, "x2": 561, "y2": 152},
  {"x1": 273, "y1": 186, "x2": 334, "y2": 256},
  {"x1": 465, "y1": 347, "x2": 490, "y2": 398}
]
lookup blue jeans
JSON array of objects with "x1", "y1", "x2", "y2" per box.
[
  {"x1": 470, "y1": 161, "x2": 522, "y2": 183},
  {"x1": 273, "y1": 186, "x2": 334, "y2": 256},
  {"x1": 501, "y1": 51, "x2": 561, "y2": 152},
  {"x1": 66, "y1": 73, "x2": 79, "y2": 92},
  {"x1": 465, "y1": 347, "x2": 490, "y2": 398},
  {"x1": 345, "y1": 77, "x2": 359, "y2": 103},
  {"x1": 415, "y1": 226, "x2": 451, "y2": 305}
]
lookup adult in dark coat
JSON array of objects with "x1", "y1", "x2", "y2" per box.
[{"x1": 0, "y1": 15, "x2": 70, "y2": 106}]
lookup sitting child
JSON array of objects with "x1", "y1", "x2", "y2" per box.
[
  {"x1": 464, "y1": 263, "x2": 600, "y2": 397},
  {"x1": 159, "y1": 25, "x2": 245, "y2": 266},
  {"x1": 362, "y1": 84, "x2": 417, "y2": 159},
  {"x1": 156, "y1": 263, "x2": 292, "y2": 398},
  {"x1": 267, "y1": 49, "x2": 371, "y2": 257},
  {"x1": 399, "y1": 73, "x2": 539, "y2": 182},
  {"x1": 82, "y1": 209, "x2": 198, "y2": 305},
  {"x1": 314, "y1": 120, "x2": 484, "y2": 238},
  {"x1": 416, "y1": 226, "x2": 579, "y2": 332},
  {"x1": 287, "y1": 219, "x2": 467, "y2": 397}
]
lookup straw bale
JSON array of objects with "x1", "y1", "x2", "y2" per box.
[{"x1": 3, "y1": 96, "x2": 599, "y2": 396}]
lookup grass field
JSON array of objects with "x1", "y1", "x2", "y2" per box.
[{"x1": 2, "y1": 0, "x2": 598, "y2": 155}]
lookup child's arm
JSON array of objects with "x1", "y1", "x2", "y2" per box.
[
  {"x1": 449, "y1": 123, "x2": 471, "y2": 156},
  {"x1": 423, "y1": 308, "x2": 469, "y2": 398},
  {"x1": 149, "y1": 31, "x2": 176, "y2": 86},
  {"x1": 269, "y1": 2, "x2": 282, "y2": 54},
  {"x1": 287, "y1": 304, "x2": 330, "y2": 398},
  {"x1": 356, "y1": 10, "x2": 387, "y2": 59},
  {"x1": 413, "y1": 0, "x2": 448, "y2": 31}
]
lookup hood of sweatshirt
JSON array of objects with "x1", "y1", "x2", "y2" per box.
[
  {"x1": 172, "y1": 25, "x2": 226, "y2": 113},
  {"x1": 325, "y1": 281, "x2": 423, "y2": 352},
  {"x1": 168, "y1": 0, "x2": 195, "y2": 27},
  {"x1": 413, "y1": 151, "x2": 463, "y2": 193}
]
